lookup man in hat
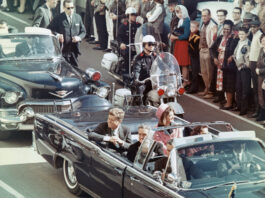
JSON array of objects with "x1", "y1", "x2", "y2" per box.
[{"x1": 249, "y1": 16, "x2": 263, "y2": 118}]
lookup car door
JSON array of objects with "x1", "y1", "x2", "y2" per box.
[
  {"x1": 123, "y1": 166, "x2": 180, "y2": 198},
  {"x1": 89, "y1": 148, "x2": 127, "y2": 198},
  {"x1": 73, "y1": 140, "x2": 126, "y2": 198},
  {"x1": 123, "y1": 137, "x2": 181, "y2": 198}
]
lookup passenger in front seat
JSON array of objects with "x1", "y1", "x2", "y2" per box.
[{"x1": 127, "y1": 124, "x2": 164, "y2": 162}]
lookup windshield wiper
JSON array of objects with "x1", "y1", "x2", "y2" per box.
[
  {"x1": 202, "y1": 180, "x2": 249, "y2": 191},
  {"x1": 253, "y1": 179, "x2": 265, "y2": 185}
]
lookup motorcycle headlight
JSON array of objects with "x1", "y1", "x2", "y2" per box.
[
  {"x1": 95, "y1": 87, "x2": 109, "y2": 98},
  {"x1": 2, "y1": 91, "x2": 22, "y2": 104}
]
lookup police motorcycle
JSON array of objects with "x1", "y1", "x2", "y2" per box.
[
  {"x1": 102, "y1": 8, "x2": 184, "y2": 115},
  {"x1": 146, "y1": 51, "x2": 185, "y2": 115}
]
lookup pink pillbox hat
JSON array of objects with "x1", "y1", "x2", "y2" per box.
[{"x1": 156, "y1": 103, "x2": 169, "y2": 119}]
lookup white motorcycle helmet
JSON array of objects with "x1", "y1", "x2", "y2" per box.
[
  {"x1": 125, "y1": 7, "x2": 137, "y2": 15},
  {"x1": 142, "y1": 35, "x2": 156, "y2": 43},
  {"x1": 142, "y1": 35, "x2": 156, "y2": 51}
]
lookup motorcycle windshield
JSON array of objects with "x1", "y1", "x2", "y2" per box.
[{"x1": 150, "y1": 52, "x2": 182, "y2": 92}]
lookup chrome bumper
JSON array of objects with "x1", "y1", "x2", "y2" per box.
[{"x1": 0, "y1": 108, "x2": 35, "y2": 131}]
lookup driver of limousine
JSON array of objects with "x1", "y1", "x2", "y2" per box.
[{"x1": 88, "y1": 108, "x2": 132, "y2": 152}]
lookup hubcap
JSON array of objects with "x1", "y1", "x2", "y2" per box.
[{"x1": 67, "y1": 162, "x2": 77, "y2": 184}]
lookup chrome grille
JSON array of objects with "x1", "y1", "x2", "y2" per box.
[{"x1": 18, "y1": 103, "x2": 72, "y2": 114}]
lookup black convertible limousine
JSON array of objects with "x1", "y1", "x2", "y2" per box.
[{"x1": 33, "y1": 96, "x2": 265, "y2": 198}]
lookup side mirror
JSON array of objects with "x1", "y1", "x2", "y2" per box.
[{"x1": 153, "y1": 171, "x2": 163, "y2": 184}]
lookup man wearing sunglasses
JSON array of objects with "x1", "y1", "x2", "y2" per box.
[
  {"x1": 117, "y1": 7, "x2": 141, "y2": 75},
  {"x1": 48, "y1": 0, "x2": 86, "y2": 67},
  {"x1": 132, "y1": 35, "x2": 157, "y2": 103}
]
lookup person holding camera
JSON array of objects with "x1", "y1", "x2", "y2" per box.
[{"x1": 168, "y1": 5, "x2": 190, "y2": 88}]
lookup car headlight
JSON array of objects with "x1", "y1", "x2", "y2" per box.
[
  {"x1": 95, "y1": 87, "x2": 109, "y2": 98},
  {"x1": 2, "y1": 91, "x2": 22, "y2": 104}
]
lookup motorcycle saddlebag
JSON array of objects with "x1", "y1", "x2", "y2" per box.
[{"x1": 101, "y1": 53, "x2": 118, "y2": 71}]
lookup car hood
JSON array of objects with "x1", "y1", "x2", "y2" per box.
[
  {"x1": 179, "y1": 182, "x2": 265, "y2": 198},
  {"x1": 0, "y1": 59, "x2": 85, "y2": 99}
]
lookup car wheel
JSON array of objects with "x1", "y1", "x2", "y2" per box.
[
  {"x1": 63, "y1": 159, "x2": 83, "y2": 195},
  {"x1": 0, "y1": 131, "x2": 11, "y2": 140}
]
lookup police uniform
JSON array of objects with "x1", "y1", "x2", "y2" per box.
[
  {"x1": 117, "y1": 20, "x2": 141, "y2": 74},
  {"x1": 132, "y1": 51, "x2": 157, "y2": 102}
]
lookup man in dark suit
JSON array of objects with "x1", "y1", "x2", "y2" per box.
[
  {"x1": 127, "y1": 124, "x2": 164, "y2": 162},
  {"x1": 48, "y1": 0, "x2": 86, "y2": 67},
  {"x1": 88, "y1": 108, "x2": 132, "y2": 152},
  {"x1": 32, "y1": 0, "x2": 58, "y2": 28}
]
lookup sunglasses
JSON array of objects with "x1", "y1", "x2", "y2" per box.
[
  {"x1": 66, "y1": 7, "x2": 74, "y2": 10},
  {"x1": 147, "y1": 42, "x2": 156, "y2": 46}
]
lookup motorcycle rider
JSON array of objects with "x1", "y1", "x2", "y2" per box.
[
  {"x1": 132, "y1": 35, "x2": 157, "y2": 103},
  {"x1": 117, "y1": 7, "x2": 141, "y2": 75}
]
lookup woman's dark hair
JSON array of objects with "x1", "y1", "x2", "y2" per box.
[
  {"x1": 223, "y1": 20, "x2": 234, "y2": 28},
  {"x1": 238, "y1": 26, "x2": 249, "y2": 34},
  {"x1": 158, "y1": 106, "x2": 174, "y2": 127}
]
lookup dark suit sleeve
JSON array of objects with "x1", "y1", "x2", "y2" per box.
[
  {"x1": 88, "y1": 122, "x2": 108, "y2": 142},
  {"x1": 47, "y1": 15, "x2": 59, "y2": 35},
  {"x1": 77, "y1": 14, "x2": 86, "y2": 40},
  {"x1": 127, "y1": 141, "x2": 140, "y2": 162},
  {"x1": 32, "y1": 7, "x2": 44, "y2": 27},
  {"x1": 154, "y1": 142, "x2": 165, "y2": 156}
]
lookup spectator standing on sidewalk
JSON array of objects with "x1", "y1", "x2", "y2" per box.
[
  {"x1": 169, "y1": 5, "x2": 190, "y2": 88},
  {"x1": 255, "y1": 34, "x2": 265, "y2": 121},
  {"x1": 104, "y1": 0, "x2": 114, "y2": 52},
  {"x1": 32, "y1": 0, "x2": 58, "y2": 28},
  {"x1": 233, "y1": 27, "x2": 251, "y2": 115},
  {"x1": 232, "y1": 7, "x2": 243, "y2": 34},
  {"x1": 92, "y1": 0, "x2": 108, "y2": 50},
  {"x1": 109, "y1": 0, "x2": 126, "y2": 39},
  {"x1": 187, "y1": 20, "x2": 200, "y2": 94},
  {"x1": 48, "y1": 0, "x2": 86, "y2": 67},
  {"x1": 249, "y1": 17, "x2": 263, "y2": 118},
  {"x1": 198, "y1": 9, "x2": 217, "y2": 99},
  {"x1": 210, "y1": 20, "x2": 239, "y2": 110}
]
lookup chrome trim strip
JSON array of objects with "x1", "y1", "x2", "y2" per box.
[
  {"x1": 79, "y1": 184, "x2": 101, "y2": 198},
  {"x1": 18, "y1": 99, "x2": 75, "y2": 109}
]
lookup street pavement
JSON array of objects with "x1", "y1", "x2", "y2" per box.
[{"x1": 0, "y1": 9, "x2": 264, "y2": 198}]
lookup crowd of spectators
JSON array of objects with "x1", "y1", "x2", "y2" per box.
[
  {"x1": 83, "y1": 0, "x2": 265, "y2": 125},
  {"x1": 0, "y1": 0, "x2": 265, "y2": 126}
]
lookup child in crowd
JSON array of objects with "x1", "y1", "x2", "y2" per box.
[
  {"x1": 233, "y1": 27, "x2": 251, "y2": 115},
  {"x1": 187, "y1": 20, "x2": 200, "y2": 94}
]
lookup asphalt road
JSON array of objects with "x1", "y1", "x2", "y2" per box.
[{"x1": 0, "y1": 10, "x2": 264, "y2": 198}]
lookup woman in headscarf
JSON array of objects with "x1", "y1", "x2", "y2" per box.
[
  {"x1": 153, "y1": 103, "x2": 183, "y2": 155},
  {"x1": 169, "y1": 5, "x2": 191, "y2": 88}
]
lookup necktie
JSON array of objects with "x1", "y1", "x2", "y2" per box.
[
  {"x1": 68, "y1": 16, "x2": 72, "y2": 25},
  {"x1": 49, "y1": 10, "x2": 53, "y2": 22}
]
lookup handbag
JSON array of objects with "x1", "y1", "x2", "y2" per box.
[{"x1": 172, "y1": 27, "x2": 184, "y2": 36}]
